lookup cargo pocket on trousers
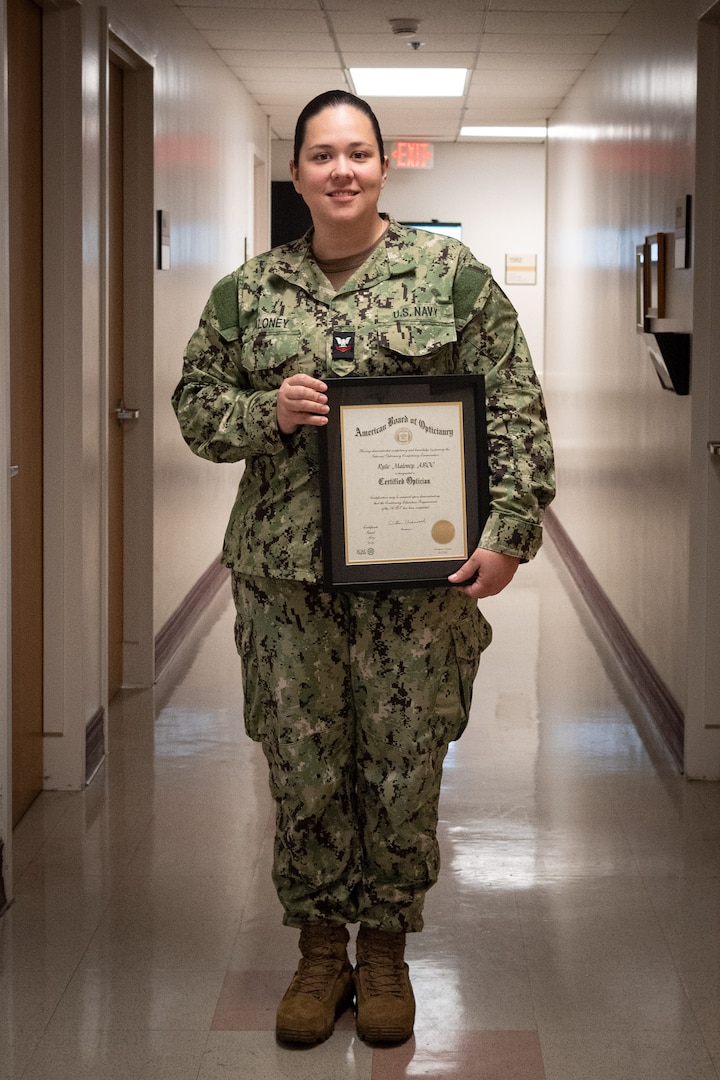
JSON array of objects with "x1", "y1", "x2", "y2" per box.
[
  {"x1": 437, "y1": 605, "x2": 492, "y2": 743},
  {"x1": 232, "y1": 582, "x2": 267, "y2": 744}
]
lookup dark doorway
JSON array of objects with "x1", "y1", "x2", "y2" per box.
[{"x1": 271, "y1": 182, "x2": 312, "y2": 247}]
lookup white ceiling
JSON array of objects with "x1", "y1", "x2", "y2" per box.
[{"x1": 170, "y1": 0, "x2": 632, "y2": 142}]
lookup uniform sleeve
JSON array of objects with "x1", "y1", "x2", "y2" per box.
[
  {"x1": 171, "y1": 275, "x2": 287, "y2": 463},
  {"x1": 454, "y1": 260, "x2": 555, "y2": 561}
]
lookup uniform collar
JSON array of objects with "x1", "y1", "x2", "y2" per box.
[{"x1": 267, "y1": 215, "x2": 419, "y2": 298}]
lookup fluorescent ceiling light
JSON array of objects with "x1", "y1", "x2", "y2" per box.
[
  {"x1": 351, "y1": 68, "x2": 467, "y2": 97},
  {"x1": 461, "y1": 125, "x2": 547, "y2": 141}
]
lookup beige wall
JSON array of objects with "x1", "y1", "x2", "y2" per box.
[
  {"x1": 144, "y1": 9, "x2": 269, "y2": 634},
  {"x1": 544, "y1": 0, "x2": 700, "y2": 711},
  {"x1": 1, "y1": 0, "x2": 270, "y2": 812}
]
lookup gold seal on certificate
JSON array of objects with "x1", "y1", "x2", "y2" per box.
[
  {"x1": 431, "y1": 520, "x2": 456, "y2": 545},
  {"x1": 318, "y1": 374, "x2": 490, "y2": 590}
]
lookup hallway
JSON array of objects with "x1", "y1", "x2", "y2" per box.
[{"x1": 2, "y1": 546, "x2": 719, "y2": 1080}]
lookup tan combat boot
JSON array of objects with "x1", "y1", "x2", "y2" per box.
[
  {"x1": 276, "y1": 923, "x2": 354, "y2": 1044},
  {"x1": 353, "y1": 925, "x2": 416, "y2": 1044}
]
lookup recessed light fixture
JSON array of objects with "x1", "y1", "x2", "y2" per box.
[
  {"x1": 460, "y1": 125, "x2": 547, "y2": 141},
  {"x1": 350, "y1": 68, "x2": 467, "y2": 98}
]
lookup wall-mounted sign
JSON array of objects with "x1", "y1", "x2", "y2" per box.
[
  {"x1": 390, "y1": 142, "x2": 434, "y2": 170},
  {"x1": 505, "y1": 253, "x2": 537, "y2": 285}
]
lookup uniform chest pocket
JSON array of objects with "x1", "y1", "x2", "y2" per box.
[
  {"x1": 374, "y1": 319, "x2": 458, "y2": 375},
  {"x1": 240, "y1": 330, "x2": 301, "y2": 377}
]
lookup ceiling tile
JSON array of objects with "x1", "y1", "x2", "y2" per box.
[
  {"x1": 488, "y1": 0, "x2": 629, "y2": 9},
  {"x1": 167, "y1": 0, "x2": 631, "y2": 142},
  {"x1": 343, "y1": 50, "x2": 478, "y2": 68},
  {"x1": 462, "y1": 105, "x2": 555, "y2": 122},
  {"x1": 245, "y1": 81, "x2": 348, "y2": 105},
  {"x1": 181, "y1": 7, "x2": 327, "y2": 31},
  {"x1": 469, "y1": 69, "x2": 578, "y2": 88},
  {"x1": 480, "y1": 33, "x2": 606, "y2": 53},
  {"x1": 329, "y1": 9, "x2": 487, "y2": 33},
  {"x1": 324, "y1": 0, "x2": 491, "y2": 12},
  {"x1": 478, "y1": 51, "x2": 593, "y2": 70},
  {"x1": 217, "y1": 51, "x2": 339, "y2": 68},
  {"x1": 206, "y1": 31, "x2": 335, "y2": 50},
  {"x1": 175, "y1": 0, "x2": 322, "y2": 7},
  {"x1": 484, "y1": 11, "x2": 624, "y2": 34}
]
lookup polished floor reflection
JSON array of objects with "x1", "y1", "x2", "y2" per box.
[{"x1": 2, "y1": 547, "x2": 720, "y2": 1079}]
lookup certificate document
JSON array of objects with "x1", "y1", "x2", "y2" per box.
[
  {"x1": 341, "y1": 401, "x2": 468, "y2": 565},
  {"x1": 318, "y1": 374, "x2": 489, "y2": 590}
]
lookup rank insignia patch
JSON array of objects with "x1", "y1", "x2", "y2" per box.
[{"x1": 331, "y1": 331, "x2": 355, "y2": 360}]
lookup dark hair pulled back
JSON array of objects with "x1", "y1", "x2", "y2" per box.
[{"x1": 292, "y1": 90, "x2": 385, "y2": 165}]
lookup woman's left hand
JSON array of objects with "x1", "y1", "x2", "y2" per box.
[{"x1": 448, "y1": 548, "x2": 520, "y2": 599}]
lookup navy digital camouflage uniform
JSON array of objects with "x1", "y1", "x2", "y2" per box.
[{"x1": 172, "y1": 216, "x2": 555, "y2": 932}]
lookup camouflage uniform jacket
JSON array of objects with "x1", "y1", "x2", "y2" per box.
[{"x1": 172, "y1": 216, "x2": 555, "y2": 583}]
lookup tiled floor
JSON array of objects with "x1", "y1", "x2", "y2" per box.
[{"x1": 2, "y1": 546, "x2": 720, "y2": 1079}]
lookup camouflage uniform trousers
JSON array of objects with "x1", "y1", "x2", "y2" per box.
[{"x1": 232, "y1": 573, "x2": 492, "y2": 932}]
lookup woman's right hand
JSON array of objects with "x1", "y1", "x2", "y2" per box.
[{"x1": 277, "y1": 374, "x2": 329, "y2": 434}]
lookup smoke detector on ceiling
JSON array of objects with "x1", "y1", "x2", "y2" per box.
[{"x1": 389, "y1": 18, "x2": 420, "y2": 37}]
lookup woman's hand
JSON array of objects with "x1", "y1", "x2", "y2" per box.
[
  {"x1": 277, "y1": 374, "x2": 330, "y2": 435},
  {"x1": 448, "y1": 548, "x2": 520, "y2": 599}
]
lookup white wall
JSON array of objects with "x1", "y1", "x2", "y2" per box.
[
  {"x1": 149, "y1": 26, "x2": 269, "y2": 634},
  {"x1": 544, "y1": 0, "x2": 699, "y2": 714},
  {"x1": 0, "y1": 0, "x2": 270, "y2": 849},
  {"x1": 272, "y1": 140, "x2": 547, "y2": 372}
]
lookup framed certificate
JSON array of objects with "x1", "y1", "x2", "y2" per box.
[{"x1": 318, "y1": 374, "x2": 489, "y2": 590}]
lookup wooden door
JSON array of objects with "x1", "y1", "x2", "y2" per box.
[
  {"x1": 687, "y1": 4, "x2": 720, "y2": 777},
  {"x1": 8, "y1": 0, "x2": 44, "y2": 825},
  {"x1": 107, "y1": 58, "x2": 125, "y2": 699}
]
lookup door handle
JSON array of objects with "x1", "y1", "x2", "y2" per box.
[
  {"x1": 709, "y1": 442, "x2": 720, "y2": 457},
  {"x1": 10, "y1": 465, "x2": 19, "y2": 478},
  {"x1": 114, "y1": 400, "x2": 140, "y2": 422}
]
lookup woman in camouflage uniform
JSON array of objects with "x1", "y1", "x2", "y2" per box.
[{"x1": 172, "y1": 90, "x2": 554, "y2": 1047}]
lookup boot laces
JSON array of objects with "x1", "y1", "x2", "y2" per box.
[
  {"x1": 292, "y1": 955, "x2": 343, "y2": 999},
  {"x1": 293, "y1": 927, "x2": 347, "y2": 999},
  {"x1": 361, "y1": 939, "x2": 407, "y2": 998}
]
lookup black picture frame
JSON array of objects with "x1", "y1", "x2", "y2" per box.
[{"x1": 317, "y1": 374, "x2": 490, "y2": 590}]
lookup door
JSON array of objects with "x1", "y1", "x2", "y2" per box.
[
  {"x1": 686, "y1": 3, "x2": 720, "y2": 778},
  {"x1": 107, "y1": 57, "x2": 125, "y2": 699},
  {"x1": 8, "y1": 0, "x2": 44, "y2": 825},
  {"x1": 104, "y1": 40, "x2": 155, "y2": 693}
]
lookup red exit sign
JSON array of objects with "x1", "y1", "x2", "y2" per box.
[{"x1": 390, "y1": 142, "x2": 434, "y2": 170}]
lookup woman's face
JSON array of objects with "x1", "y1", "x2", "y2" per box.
[{"x1": 290, "y1": 104, "x2": 388, "y2": 233}]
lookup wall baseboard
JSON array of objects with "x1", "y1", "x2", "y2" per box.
[
  {"x1": 544, "y1": 509, "x2": 684, "y2": 770},
  {"x1": 154, "y1": 557, "x2": 231, "y2": 682}
]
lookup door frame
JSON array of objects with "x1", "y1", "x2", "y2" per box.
[
  {"x1": 103, "y1": 25, "x2": 155, "y2": 693},
  {"x1": 39, "y1": 6, "x2": 154, "y2": 793},
  {"x1": 1, "y1": 0, "x2": 13, "y2": 903},
  {"x1": 686, "y1": 1, "x2": 720, "y2": 778},
  {"x1": 8, "y1": 0, "x2": 45, "y2": 822}
]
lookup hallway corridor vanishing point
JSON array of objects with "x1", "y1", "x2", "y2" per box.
[{"x1": 2, "y1": 546, "x2": 719, "y2": 1080}]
